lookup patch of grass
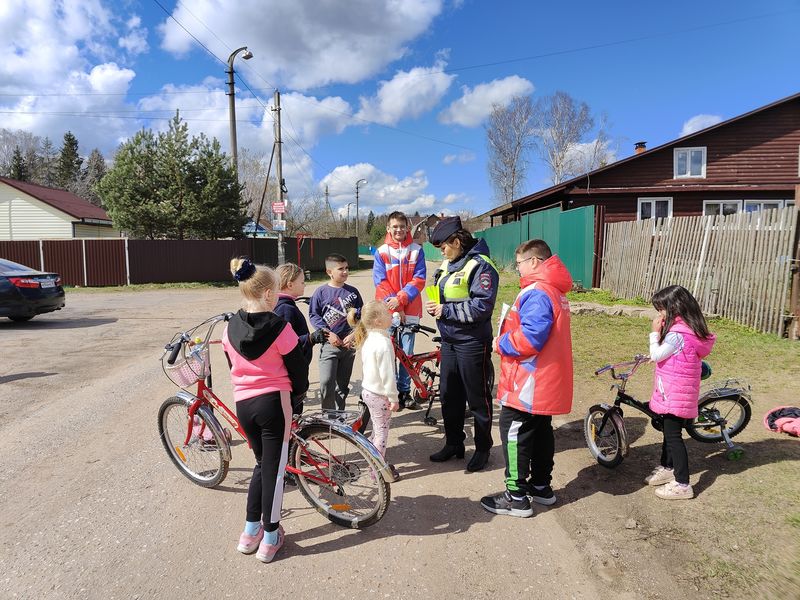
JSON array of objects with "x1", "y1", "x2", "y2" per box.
[
  {"x1": 789, "y1": 514, "x2": 800, "y2": 528},
  {"x1": 567, "y1": 288, "x2": 650, "y2": 306}
]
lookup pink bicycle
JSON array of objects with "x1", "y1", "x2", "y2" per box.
[{"x1": 157, "y1": 313, "x2": 394, "y2": 528}]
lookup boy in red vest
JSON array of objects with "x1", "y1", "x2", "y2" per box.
[{"x1": 480, "y1": 239, "x2": 573, "y2": 517}]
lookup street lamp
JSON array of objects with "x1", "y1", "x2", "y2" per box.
[
  {"x1": 355, "y1": 178, "x2": 367, "y2": 240},
  {"x1": 345, "y1": 202, "x2": 355, "y2": 236},
  {"x1": 226, "y1": 46, "x2": 253, "y2": 176}
]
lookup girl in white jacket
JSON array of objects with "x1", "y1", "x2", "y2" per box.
[{"x1": 347, "y1": 301, "x2": 400, "y2": 479}]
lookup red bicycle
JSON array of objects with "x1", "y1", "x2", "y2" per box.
[
  {"x1": 389, "y1": 320, "x2": 442, "y2": 426},
  {"x1": 157, "y1": 313, "x2": 394, "y2": 529}
]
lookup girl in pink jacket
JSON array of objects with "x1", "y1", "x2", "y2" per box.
[{"x1": 645, "y1": 285, "x2": 716, "y2": 500}]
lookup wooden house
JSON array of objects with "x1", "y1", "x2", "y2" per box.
[
  {"x1": 488, "y1": 92, "x2": 800, "y2": 283},
  {"x1": 0, "y1": 178, "x2": 119, "y2": 240}
]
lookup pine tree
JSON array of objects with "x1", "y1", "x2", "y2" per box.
[
  {"x1": 366, "y1": 210, "x2": 375, "y2": 235},
  {"x1": 35, "y1": 137, "x2": 58, "y2": 186},
  {"x1": 97, "y1": 112, "x2": 246, "y2": 239},
  {"x1": 10, "y1": 146, "x2": 29, "y2": 181},
  {"x1": 57, "y1": 131, "x2": 82, "y2": 189},
  {"x1": 79, "y1": 149, "x2": 107, "y2": 206}
]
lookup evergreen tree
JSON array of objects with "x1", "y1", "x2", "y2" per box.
[
  {"x1": 83, "y1": 149, "x2": 107, "y2": 206},
  {"x1": 97, "y1": 112, "x2": 246, "y2": 239},
  {"x1": 35, "y1": 137, "x2": 58, "y2": 187},
  {"x1": 366, "y1": 210, "x2": 375, "y2": 235},
  {"x1": 10, "y1": 146, "x2": 29, "y2": 181},
  {"x1": 57, "y1": 131, "x2": 82, "y2": 189}
]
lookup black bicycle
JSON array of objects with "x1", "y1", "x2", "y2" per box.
[{"x1": 584, "y1": 354, "x2": 753, "y2": 468}]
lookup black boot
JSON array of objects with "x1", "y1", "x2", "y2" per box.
[
  {"x1": 429, "y1": 444, "x2": 465, "y2": 462},
  {"x1": 467, "y1": 450, "x2": 490, "y2": 472},
  {"x1": 401, "y1": 391, "x2": 421, "y2": 410}
]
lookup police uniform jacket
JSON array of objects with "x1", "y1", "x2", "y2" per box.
[{"x1": 432, "y1": 238, "x2": 499, "y2": 344}]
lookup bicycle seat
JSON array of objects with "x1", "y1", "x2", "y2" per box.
[{"x1": 432, "y1": 336, "x2": 441, "y2": 343}]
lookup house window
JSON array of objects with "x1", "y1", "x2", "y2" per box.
[
  {"x1": 638, "y1": 197, "x2": 672, "y2": 220},
  {"x1": 674, "y1": 147, "x2": 706, "y2": 178},
  {"x1": 745, "y1": 200, "x2": 791, "y2": 212},
  {"x1": 704, "y1": 200, "x2": 742, "y2": 216}
]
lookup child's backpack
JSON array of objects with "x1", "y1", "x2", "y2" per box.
[{"x1": 763, "y1": 406, "x2": 800, "y2": 438}]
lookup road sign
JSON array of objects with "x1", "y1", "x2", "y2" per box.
[
  {"x1": 272, "y1": 202, "x2": 285, "y2": 214},
  {"x1": 272, "y1": 219, "x2": 286, "y2": 231}
]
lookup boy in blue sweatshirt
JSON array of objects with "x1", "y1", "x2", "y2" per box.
[{"x1": 309, "y1": 254, "x2": 364, "y2": 410}]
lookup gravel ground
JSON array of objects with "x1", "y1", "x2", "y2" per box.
[{"x1": 0, "y1": 267, "x2": 706, "y2": 600}]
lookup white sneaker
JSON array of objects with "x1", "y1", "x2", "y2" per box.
[
  {"x1": 644, "y1": 466, "x2": 675, "y2": 487},
  {"x1": 655, "y1": 481, "x2": 694, "y2": 500}
]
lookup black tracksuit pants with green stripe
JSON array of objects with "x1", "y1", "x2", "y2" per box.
[{"x1": 500, "y1": 406, "x2": 554, "y2": 494}]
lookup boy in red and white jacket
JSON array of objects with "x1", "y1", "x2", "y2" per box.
[
  {"x1": 372, "y1": 211, "x2": 426, "y2": 409},
  {"x1": 481, "y1": 239, "x2": 573, "y2": 518}
]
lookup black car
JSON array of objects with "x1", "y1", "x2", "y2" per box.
[{"x1": 0, "y1": 258, "x2": 66, "y2": 322}]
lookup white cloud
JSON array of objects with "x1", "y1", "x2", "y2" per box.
[
  {"x1": 563, "y1": 139, "x2": 617, "y2": 175},
  {"x1": 119, "y1": 16, "x2": 149, "y2": 56},
  {"x1": 355, "y1": 55, "x2": 456, "y2": 125},
  {"x1": 680, "y1": 114, "x2": 723, "y2": 137},
  {"x1": 442, "y1": 151, "x2": 475, "y2": 165},
  {"x1": 159, "y1": 0, "x2": 445, "y2": 90},
  {"x1": 281, "y1": 93, "x2": 353, "y2": 148},
  {"x1": 438, "y1": 75, "x2": 534, "y2": 127},
  {"x1": 319, "y1": 163, "x2": 472, "y2": 216}
]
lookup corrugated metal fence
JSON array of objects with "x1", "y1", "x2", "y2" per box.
[
  {"x1": 0, "y1": 237, "x2": 358, "y2": 286},
  {"x1": 600, "y1": 207, "x2": 798, "y2": 334},
  {"x1": 472, "y1": 206, "x2": 595, "y2": 288}
]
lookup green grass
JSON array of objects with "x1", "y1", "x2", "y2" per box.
[{"x1": 65, "y1": 281, "x2": 236, "y2": 293}]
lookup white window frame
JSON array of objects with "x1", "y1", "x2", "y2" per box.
[
  {"x1": 744, "y1": 199, "x2": 793, "y2": 213},
  {"x1": 637, "y1": 197, "x2": 673, "y2": 221},
  {"x1": 703, "y1": 199, "x2": 742, "y2": 216},
  {"x1": 674, "y1": 146, "x2": 707, "y2": 179}
]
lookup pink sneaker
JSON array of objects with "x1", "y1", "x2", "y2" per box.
[
  {"x1": 655, "y1": 481, "x2": 694, "y2": 500},
  {"x1": 236, "y1": 527, "x2": 264, "y2": 554},
  {"x1": 256, "y1": 525, "x2": 285, "y2": 563},
  {"x1": 644, "y1": 466, "x2": 675, "y2": 487}
]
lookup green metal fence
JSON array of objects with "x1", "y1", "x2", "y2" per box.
[{"x1": 474, "y1": 206, "x2": 595, "y2": 288}]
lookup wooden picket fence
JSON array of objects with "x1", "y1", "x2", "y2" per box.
[{"x1": 600, "y1": 207, "x2": 799, "y2": 335}]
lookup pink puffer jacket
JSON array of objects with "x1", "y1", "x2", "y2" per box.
[{"x1": 650, "y1": 318, "x2": 716, "y2": 419}]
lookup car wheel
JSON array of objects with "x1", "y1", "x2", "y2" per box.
[{"x1": 8, "y1": 315, "x2": 34, "y2": 322}]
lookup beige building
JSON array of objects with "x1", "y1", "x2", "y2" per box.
[{"x1": 0, "y1": 177, "x2": 120, "y2": 240}]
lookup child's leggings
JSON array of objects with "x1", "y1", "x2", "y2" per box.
[
  {"x1": 360, "y1": 389, "x2": 392, "y2": 457},
  {"x1": 236, "y1": 390, "x2": 292, "y2": 532},
  {"x1": 660, "y1": 413, "x2": 689, "y2": 485}
]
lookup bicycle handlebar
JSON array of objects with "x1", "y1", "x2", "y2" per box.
[
  {"x1": 166, "y1": 339, "x2": 183, "y2": 365},
  {"x1": 594, "y1": 354, "x2": 649, "y2": 380},
  {"x1": 393, "y1": 322, "x2": 437, "y2": 335}
]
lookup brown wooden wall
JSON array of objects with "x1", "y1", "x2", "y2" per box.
[{"x1": 590, "y1": 99, "x2": 800, "y2": 188}]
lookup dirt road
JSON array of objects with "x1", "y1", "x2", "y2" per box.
[{"x1": 0, "y1": 268, "x2": 788, "y2": 599}]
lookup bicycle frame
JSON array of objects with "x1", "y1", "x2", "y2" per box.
[
  {"x1": 164, "y1": 313, "x2": 392, "y2": 485},
  {"x1": 389, "y1": 322, "x2": 440, "y2": 399}
]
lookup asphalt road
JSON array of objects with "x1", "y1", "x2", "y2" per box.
[{"x1": 0, "y1": 269, "x2": 682, "y2": 600}]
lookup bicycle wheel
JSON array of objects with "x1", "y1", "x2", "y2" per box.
[
  {"x1": 158, "y1": 396, "x2": 229, "y2": 487},
  {"x1": 290, "y1": 425, "x2": 390, "y2": 528},
  {"x1": 686, "y1": 396, "x2": 751, "y2": 443},
  {"x1": 584, "y1": 407, "x2": 625, "y2": 468}
]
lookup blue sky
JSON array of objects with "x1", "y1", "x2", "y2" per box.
[{"x1": 2, "y1": 0, "x2": 799, "y2": 219}]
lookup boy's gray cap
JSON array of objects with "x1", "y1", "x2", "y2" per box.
[{"x1": 430, "y1": 216, "x2": 462, "y2": 245}]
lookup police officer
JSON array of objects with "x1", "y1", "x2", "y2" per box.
[{"x1": 425, "y1": 216, "x2": 499, "y2": 472}]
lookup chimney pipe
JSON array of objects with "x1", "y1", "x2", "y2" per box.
[{"x1": 635, "y1": 141, "x2": 647, "y2": 155}]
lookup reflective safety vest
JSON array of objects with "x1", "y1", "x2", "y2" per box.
[{"x1": 438, "y1": 255, "x2": 498, "y2": 301}]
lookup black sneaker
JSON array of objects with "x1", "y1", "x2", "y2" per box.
[
  {"x1": 480, "y1": 490, "x2": 533, "y2": 518},
  {"x1": 528, "y1": 485, "x2": 557, "y2": 506}
]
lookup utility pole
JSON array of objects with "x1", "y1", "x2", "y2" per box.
[{"x1": 273, "y1": 90, "x2": 285, "y2": 265}]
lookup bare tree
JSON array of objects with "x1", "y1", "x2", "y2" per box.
[
  {"x1": 534, "y1": 91, "x2": 594, "y2": 185},
  {"x1": 285, "y1": 192, "x2": 332, "y2": 236},
  {"x1": 485, "y1": 95, "x2": 536, "y2": 206},
  {"x1": 238, "y1": 147, "x2": 278, "y2": 230},
  {"x1": 561, "y1": 112, "x2": 616, "y2": 179}
]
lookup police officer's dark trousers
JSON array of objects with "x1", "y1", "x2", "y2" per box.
[{"x1": 439, "y1": 339, "x2": 493, "y2": 451}]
